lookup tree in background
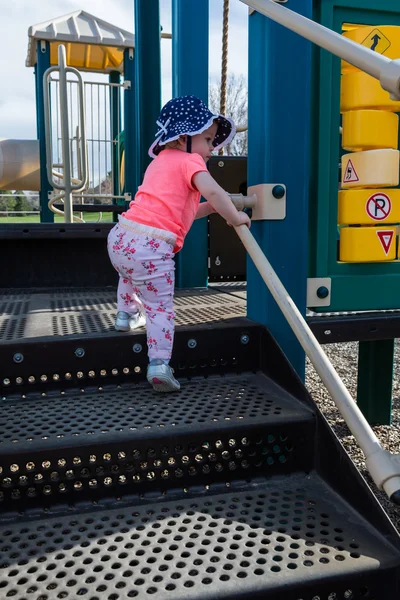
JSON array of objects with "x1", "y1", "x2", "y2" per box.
[
  {"x1": 0, "y1": 191, "x2": 37, "y2": 216},
  {"x1": 209, "y1": 73, "x2": 248, "y2": 156},
  {"x1": 0, "y1": 191, "x2": 16, "y2": 213},
  {"x1": 14, "y1": 193, "x2": 33, "y2": 216}
]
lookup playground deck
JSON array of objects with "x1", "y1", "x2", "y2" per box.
[
  {"x1": 2, "y1": 283, "x2": 400, "y2": 346},
  {"x1": 0, "y1": 285, "x2": 246, "y2": 343}
]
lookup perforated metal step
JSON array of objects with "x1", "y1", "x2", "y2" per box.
[
  {"x1": 0, "y1": 288, "x2": 246, "y2": 342},
  {"x1": 0, "y1": 374, "x2": 314, "y2": 510},
  {"x1": 0, "y1": 473, "x2": 398, "y2": 600}
]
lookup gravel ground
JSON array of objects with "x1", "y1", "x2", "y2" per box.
[{"x1": 305, "y1": 341, "x2": 400, "y2": 532}]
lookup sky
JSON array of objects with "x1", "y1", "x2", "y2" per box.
[{"x1": 0, "y1": 0, "x2": 248, "y2": 141}]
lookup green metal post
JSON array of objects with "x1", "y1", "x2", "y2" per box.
[
  {"x1": 123, "y1": 48, "x2": 136, "y2": 204},
  {"x1": 172, "y1": 0, "x2": 209, "y2": 289},
  {"x1": 134, "y1": 0, "x2": 161, "y2": 184},
  {"x1": 357, "y1": 339, "x2": 394, "y2": 425},
  {"x1": 35, "y1": 40, "x2": 53, "y2": 223},
  {"x1": 109, "y1": 70, "x2": 121, "y2": 222}
]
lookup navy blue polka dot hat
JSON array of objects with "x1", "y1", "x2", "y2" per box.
[{"x1": 149, "y1": 95, "x2": 236, "y2": 158}]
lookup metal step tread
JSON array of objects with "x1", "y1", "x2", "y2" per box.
[
  {"x1": 0, "y1": 473, "x2": 398, "y2": 600},
  {"x1": 0, "y1": 374, "x2": 313, "y2": 453},
  {"x1": 0, "y1": 288, "x2": 246, "y2": 343},
  {"x1": 0, "y1": 374, "x2": 315, "y2": 507}
]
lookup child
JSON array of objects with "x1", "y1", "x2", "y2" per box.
[{"x1": 107, "y1": 95, "x2": 250, "y2": 392}]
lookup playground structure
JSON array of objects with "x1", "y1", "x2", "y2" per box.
[
  {"x1": 2, "y1": 0, "x2": 400, "y2": 598},
  {"x1": 0, "y1": 11, "x2": 134, "y2": 221}
]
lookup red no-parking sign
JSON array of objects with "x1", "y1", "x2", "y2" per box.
[{"x1": 366, "y1": 193, "x2": 392, "y2": 221}]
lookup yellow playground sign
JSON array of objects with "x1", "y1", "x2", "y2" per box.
[
  {"x1": 338, "y1": 189, "x2": 400, "y2": 225},
  {"x1": 340, "y1": 226, "x2": 396, "y2": 262},
  {"x1": 361, "y1": 28, "x2": 391, "y2": 54},
  {"x1": 342, "y1": 25, "x2": 400, "y2": 73}
]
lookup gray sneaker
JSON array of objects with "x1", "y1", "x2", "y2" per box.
[
  {"x1": 147, "y1": 360, "x2": 180, "y2": 392},
  {"x1": 115, "y1": 310, "x2": 146, "y2": 332}
]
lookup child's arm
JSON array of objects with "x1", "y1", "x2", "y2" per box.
[
  {"x1": 194, "y1": 202, "x2": 216, "y2": 220},
  {"x1": 192, "y1": 171, "x2": 251, "y2": 228}
]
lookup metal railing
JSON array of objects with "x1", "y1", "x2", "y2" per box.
[
  {"x1": 236, "y1": 225, "x2": 400, "y2": 504},
  {"x1": 238, "y1": 0, "x2": 400, "y2": 503},
  {"x1": 44, "y1": 46, "x2": 126, "y2": 222},
  {"x1": 84, "y1": 79, "x2": 124, "y2": 201},
  {"x1": 43, "y1": 45, "x2": 88, "y2": 223}
]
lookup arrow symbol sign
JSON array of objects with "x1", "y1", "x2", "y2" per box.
[
  {"x1": 370, "y1": 34, "x2": 381, "y2": 51},
  {"x1": 362, "y1": 29, "x2": 390, "y2": 54}
]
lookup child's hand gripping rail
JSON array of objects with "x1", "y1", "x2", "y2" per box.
[{"x1": 233, "y1": 198, "x2": 400, "y2": 505}]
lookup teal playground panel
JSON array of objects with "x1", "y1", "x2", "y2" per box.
[
  {"x1": 247, "y1": 1, "x2": 313, "y2": 380},
  {"x1": 172, "y1": 0, "x2": 209, "y2": 289},
  {"x1": 309, "y1": 0, "x2": 400, "y2": 425}
]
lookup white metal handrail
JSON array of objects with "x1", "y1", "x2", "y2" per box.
[
  {"x1": 239, "y1": 0, "x2": 400, "y2": 503},
  {"x1": 43, "y1": 45, "x2": 88, "y2": 222},
  {"x1": 241, "y1": 0, "x2": 400, "y2": 100},
  {"x1": 235, "y1": 224, "x2": 400, "y2": 503}
]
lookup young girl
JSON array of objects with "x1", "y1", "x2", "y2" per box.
[{"x1": 107, "y1": 95, "x2": 250, "y2": 392}]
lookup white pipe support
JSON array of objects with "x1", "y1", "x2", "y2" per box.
[
  {"x1": 43, "y1": 65, "x2": 77, "y2": 193},
  {"x1": 229, "y1": 193, "x2": 257, "y2": 211},
  {"x1": 234, "y1": 224, "x2": 400, "y2": 503},
  {"x1": 58, "y1": 46, "x2": 88, "y2": 192},
  {"x1": 366, "y1": 450, "x2": 400, "y2": 501},
  {"x1": 380, "y1": 59, "x2": 400, "y2": 101},
  {"x1": 57, "y1": 45, "x2": 73, "y2": 223},
  {"x1": 241, "y1": 0, "x2": 400, "y2": 100},
  {"x1": 47, "y1": 191, "x2": 84, "y2": 223},
  {"x1": 52, "y1": 170, "x2": 82, "y2": 186},
  {"x1": 43, "y1": 56, "x2": 88, "y2": 193}
]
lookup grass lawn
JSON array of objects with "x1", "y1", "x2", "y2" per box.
[{"x1": 0, "y1": 212, "x2": 114, "y2": 224}]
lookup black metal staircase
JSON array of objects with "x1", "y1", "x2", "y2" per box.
[{"x1": 0, "y1": 288, "x2": 399, "y2": 599}]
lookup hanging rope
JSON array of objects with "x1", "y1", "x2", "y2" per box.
[{"x1": 219, "y1": 0, "x2": 230, "y2": 155}]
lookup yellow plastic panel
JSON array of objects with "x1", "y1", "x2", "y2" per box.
[
  {"x1": 342, "y1": 23, "x2": 365, "y2": 33},
  {"x1": 341, "y1": 71, "x2": 400, "y2": 112},
  {"x1": 342, "y1": 110, "x2": 398, "y2": 151},
  {"x1": 342, "y1": 26, "x2": 400, "y2": 73},
  {"x1": 50, "y1": 41, "x2": 124, "y2": 73},
  {"x1": 338, "y1": 189, "x2": 400, "y2": 224},
  {"x1": 341, "y1": 149, "x2": 399, "y2": 189},
  {"x1": 340, "y1": 226, "x2": 397, "y2": 262}
]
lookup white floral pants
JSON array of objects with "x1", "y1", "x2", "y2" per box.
[{"x1": 107, "y1": 222, "x2": 176, "y2": 360}]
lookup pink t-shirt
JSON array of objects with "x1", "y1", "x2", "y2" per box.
[{"x1": 123, "y1": 149, "x2": 208, "y2": 253}]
